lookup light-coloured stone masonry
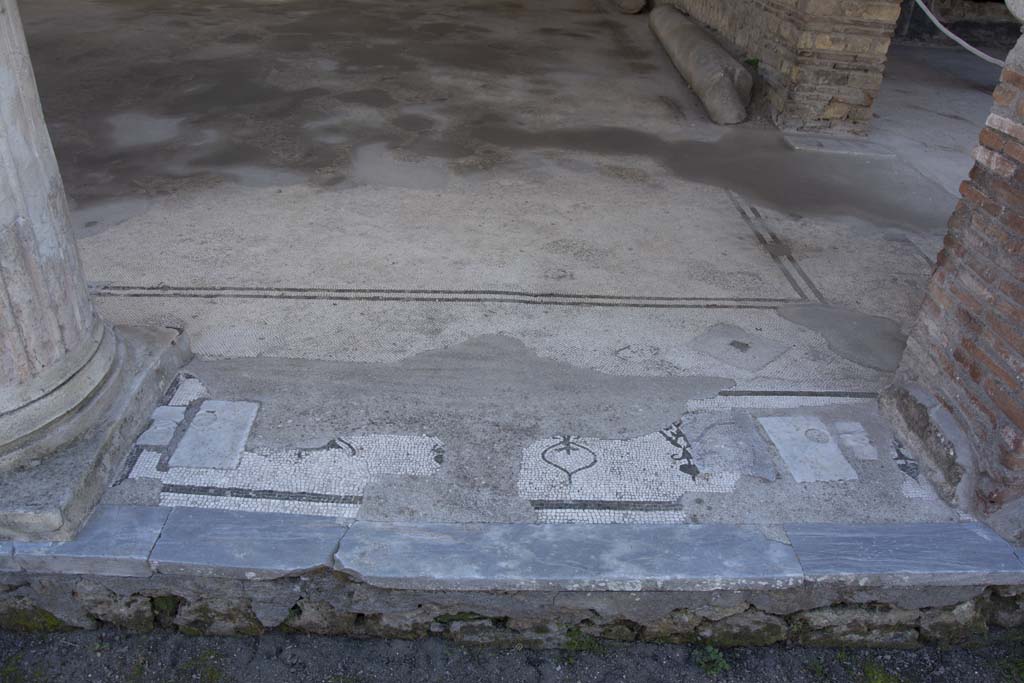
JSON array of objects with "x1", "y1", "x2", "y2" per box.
[{"x1": 663, "y1": 0, "x2": 903, "y2": 132}]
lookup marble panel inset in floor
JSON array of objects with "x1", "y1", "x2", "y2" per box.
[{"x1": 757, "y1": 415, "x2": 858, "y2": 483}]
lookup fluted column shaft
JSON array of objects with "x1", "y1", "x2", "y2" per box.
[{"x1": 0, "y1": 0, "x2": 113, "y2": 458}]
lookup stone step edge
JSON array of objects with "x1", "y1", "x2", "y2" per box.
[{"x1": 2, "y1": 505, "x2": 1023, "y2": 591}]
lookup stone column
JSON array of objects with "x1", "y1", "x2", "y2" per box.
[
  {"x1": 0, "y1": 0, "x2": 116, "y2": 466},
  {"x1": 884, "y1": 14, "x2": 1024, "y2": 542}
]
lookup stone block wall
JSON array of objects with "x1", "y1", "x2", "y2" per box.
[
  {"x1": 887, "y1": 38, "x2": 1024, "y2": 541},
  {"x1": 663, "y1": 0, "x2": 902, "y2": 132}
]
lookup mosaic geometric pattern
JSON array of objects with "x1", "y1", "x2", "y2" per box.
[
  {"x1": 123, "y1": 375, "x2": 443, "y2": 517},
  {"x1": 129, "y1": 435, "x2": 443, "y2": 517}
]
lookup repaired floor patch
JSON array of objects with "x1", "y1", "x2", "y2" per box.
[
  {"x1": 777, "y1": 304, "x2": 907, "y2": 372},
  {"x1": 688, "y1": 323, "x2": 790, "y2": 372}
]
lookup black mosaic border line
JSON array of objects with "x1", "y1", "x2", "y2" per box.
[
  {"x1": 161, "y1": 484, "x2": 362, "y2": 505},
  {"x1": 88, "y1": 286, "x2": 794, "y2": 310},
  {"x1": 746, "y1": 204, "x2": 828, "y2": 304},
  {"x1": 529, "y1": 500, "x2": 684, "y2": 512},
  {"x1": 719, "y1": 390, "x2": 879, "y2": 398},
  {"x1": 727, "y1": 192, "x2": 829, "y2": 303},
  {"x1": 91, "y1": 284, "x2": 793, "y2": 303}
]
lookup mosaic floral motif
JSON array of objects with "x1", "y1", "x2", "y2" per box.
[
  {"x1": 660, "y1": 420, "x2": 700, "y2": 480},
  {"x1": 518, "y1": 416, "x2": 746, "y2": 507},
  {"x1": 540, "y1": 436, "x2": 598, "y2": 484},
  {"x1": 893, "y1": 438, "x2": 920, "y2": 480}
]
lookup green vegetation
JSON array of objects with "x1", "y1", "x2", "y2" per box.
[
  {"x1": 564, "y1": 626, "x2": 606, "y2": 654},
  {"x1": 0, "y1": 607, "x2": 69, "y2": 633},
  {"x1": 692, "y1": 645, "x2": 730, "y2": 676},
  {"x1": 150, "y1": 596, "x2": 181, "y2": 627},
  {"x1": 0, "y1": 655, "x2": 46, "y2": 683},
  {"x1": 1000, "y1": 652, "x2": 1024, "y2": 683},
  {"x1": 177, "y1": 651, "x2": 229, "y2": 683},
  {"x1": 804, "y1": 657, "x2": 828, "y2": 680},
  {"x1": 861, "y1": 660, "x2": 902, "y2": 683}
]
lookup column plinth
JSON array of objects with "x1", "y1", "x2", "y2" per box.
[{"x1": 0, "y1": 0, "x2": 189, "y2": 538}]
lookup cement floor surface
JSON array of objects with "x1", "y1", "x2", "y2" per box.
[
  {"x1": 19, "y1": 0, "x2": 1002, "y2": 526},
  {"x1": 1, "y1": 628, "x2": 1021, "y2": 682}
]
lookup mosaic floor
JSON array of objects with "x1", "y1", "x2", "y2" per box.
[
  {"x1": 28, "y1": 0, "x2": 990, "y2": 528},
  {"x1": 114, "y1": 372, "x2": 948, "y2": 524}
]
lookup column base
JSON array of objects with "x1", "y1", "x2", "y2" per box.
[{"x1": 0, "y1": 326, "x2": 190, "y2": 540}]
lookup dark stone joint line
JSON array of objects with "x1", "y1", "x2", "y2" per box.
[
  {"x1": 160, "y1": 484, "x2": 363, "y2": 505},
  {"x1": 529, "y1": 500, "x2": 684, "y2": 511}
]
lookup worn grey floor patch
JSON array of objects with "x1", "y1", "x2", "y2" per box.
[
  {"x1": 688, "y1": 323, "x2": 791, "y2": 372},
  {"x1": 102, "y1": 478, "x2": 163, "y2": 506},
  {"x1": 358, "y1": 475, "x2": 536, "y2": 523},
  {"x1": 784, "y1": 133, "x2": 897, "y2": 159},
  {"x1": 185, "y1": 337, "x2": 733, "y2": 500},
  {"x1": 777, "y1": 304, "x2": 907, "y2": 372},
  {"x1": 757, "y1": 415, "x2": 858, "y2": 483}
]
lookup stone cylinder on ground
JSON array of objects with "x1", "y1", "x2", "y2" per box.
[{"x1": 649, "y1": 6, "x2": 753, "y2": 125}]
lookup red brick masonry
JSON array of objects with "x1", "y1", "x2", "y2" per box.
[{"x1": 889, "y1": 42, "x2": 1024, "y2": 539}]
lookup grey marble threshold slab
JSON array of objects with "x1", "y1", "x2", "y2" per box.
[
  {"x1": 148, "y1": 507, "x2": 348, "y2": 580},
  {"x1": 2, "y1": 507, "x2": 1023, "y2": 592},
  {"x1": 334, "y1": 521, "x2": 805, "y2": 591},
  {"x1": 0, "y1": 541, "x2": 15, "y2": 573},
  {"x1": 785, "y1": 522, "x2": 1024, "y2": 587}
]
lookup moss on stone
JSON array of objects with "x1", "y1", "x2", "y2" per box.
[
  {"x1": 175, "y1": 601, "x2": 262, "y2": 637},
  {"x1": 600, "y1": 621, "x2": 639, "y2": 642},
  {"x1": 564, "y1": 626, "x2": 607, "y2": 653},
  {"x1": 150, "y1": 595, "x2": 181, "y2": 628},
  {"x1": 0, "y1": 606, "x2": 72, "y2": 633},
  {"x1": 697, "y1": 611, "x2": 788, "y2": 648}
]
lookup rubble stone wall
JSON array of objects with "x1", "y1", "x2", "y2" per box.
[{"x1": 1, "y1": 570, "x2": 1021, "y2": 647}]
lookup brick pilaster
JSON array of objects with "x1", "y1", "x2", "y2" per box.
[{"x1": 887, "y1": 36, "x2": 1024, "y2": 540}]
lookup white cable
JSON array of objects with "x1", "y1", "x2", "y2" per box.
[{"x1": 913, "y1": 0, "x2": 1006, "y2": 67}]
